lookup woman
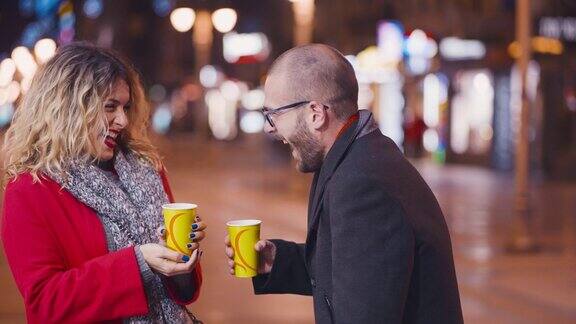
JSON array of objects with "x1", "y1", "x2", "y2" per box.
[{"x1": 1, "y1": 43, "x2": 205, "y2": 323}]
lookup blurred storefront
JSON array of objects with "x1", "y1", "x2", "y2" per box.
[
  {"x1": 341, "y1": 8, "x2": 576, "y2": 179},
  {"x1": 537, "y1": 16, "x2": 576, "y2": 179}
]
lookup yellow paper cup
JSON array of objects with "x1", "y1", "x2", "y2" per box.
[
  {"x1": 227, "y1": 220, "x2": 262, "y2": 278},
  {"x1": 162, "y1": 203, "x2": 197, "y2": 256}
]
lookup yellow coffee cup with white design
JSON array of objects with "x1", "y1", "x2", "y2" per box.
[
  {"x1": 162, "y1": 203, "x2": 197, "y2": 256},
  {"x1": 227, "y1": 220, "x2": 261, "y2": 278}
]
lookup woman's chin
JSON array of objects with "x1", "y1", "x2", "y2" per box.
[{"x1": 97, "y1": 148, "x2": 115, "y2": 161}]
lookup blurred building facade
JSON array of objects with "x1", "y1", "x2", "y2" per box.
[{"x1": 0, "y1": 0, "x2": 575, "y2": 179}]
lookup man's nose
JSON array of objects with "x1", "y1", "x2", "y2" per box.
[{"x1": 264, "y1": 122, "x2": 275, "y2": 134}]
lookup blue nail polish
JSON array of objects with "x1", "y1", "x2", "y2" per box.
[
  {"x1": 192, "y1": 224, "x2": 198, "y2": 230},
  {"x1": 182, "y1": 255, "x2": 190, "y2": 262},
  {"x1": 187, "y1": 243, "x2": 193, "y2": 249},
  {"x1": 189, "y1": 233, "x2": 196, "y2": 239}
]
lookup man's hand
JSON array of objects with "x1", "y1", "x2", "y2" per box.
[{"x1": 225, "y1": 235, "x2": 276, "y2": 275}]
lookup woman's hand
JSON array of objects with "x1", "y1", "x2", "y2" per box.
[
  {"x1": 139, "y1": 243, "x2": 201, "y2": 276},
  {"x1": 143, "y1": 215, "x2": 206, "y2": 276},
  {"x1": 158, "y1": 215, "x2": 207, "y2": 252}
]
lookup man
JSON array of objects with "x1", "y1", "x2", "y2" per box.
[{"x1": 224, "y1": 44, "x2": 463, "y2": 324}]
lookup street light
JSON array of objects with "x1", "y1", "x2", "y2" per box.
[
  {"x1": 11, "y1": 46, "x2": 37, "y2": 78},
  {"x1": 170, "y1": 7, "x2": 237, "y2": 34},
  {"x1": 509, "y1": 0, "x2": 537, "y2": 253},
  {"x1": 169, "y1": 6, "x2": 238, "y2": 72},
  {"x1": 199, "y1": 65, "x2": 219, "y2": 88},
  {"x1": 170, "y1": 7, "x2": 196, "y2": 32},
  {"x1": 212, "y1": 8, "x2": 237, "y2": 33},
  {"x1": 6, "y1": 81, "x2": 21, "y2": 104},
  {"x1": 290, "y1": 0, "x2": 315, "y2": 45},
  {"x1": 34, "y1": 38, "x2": 57, "y2": 64},
  {"x1": 0, "y1": 58, "x2": 16, "y2": 87}
]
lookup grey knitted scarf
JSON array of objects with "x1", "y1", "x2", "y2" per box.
[{"x1": 50, "y1": 150, "x2": 190, "y2": 323}]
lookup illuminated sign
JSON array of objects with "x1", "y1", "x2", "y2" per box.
[
  {"x1": 223, "y1": 32, "x2": 270, "y2": 64},
  {"x1": 439, "y1": 37, "x2": 486, "y2": 61},
  {"x1": 377, "y1": 21, "x2": 404, "y2": 64},
  {"x1": 539, "y1": 17, "x2": 576, "y2": 42}
]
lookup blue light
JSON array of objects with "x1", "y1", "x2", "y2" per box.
[
  {"x1": 153, "y1": 0, "x2": 174, "y2": 17},
  {"x1": 35, "y1": 0, "x2": 61, "y2": 18},
  {"x1": 59, "y1": 12, "x2": 76, "y2": 29},
  {"x1": 21, "y1": 17, "x2": 57, "y2": 47},
  {"x1": 19, "y1": 0, "x2": 35, "y2": 17},
  {"x1": 152, "y1": 104, "x2": 173, "y2": 134},
  {"x1": 0, "y1": 104, "x2": 15, "y2": 128},
  {"x1": 21, "y1": 22, "x2": 42, "y2": 47},
  {"x1": 83, "y1": 0, "x2": 103, "y2": 19}
]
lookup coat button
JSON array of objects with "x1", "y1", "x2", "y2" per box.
[{"x1": 310, "y1": 278, "x2": 316, "y2": 288}]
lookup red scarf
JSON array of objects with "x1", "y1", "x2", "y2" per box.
[{"x1": 336, "y1": 112, "x2": 360, "y2": 139}]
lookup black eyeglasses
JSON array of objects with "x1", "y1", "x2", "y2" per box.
[
  {"x1": 260, "y1": 101, "x2": 311, "y2": 128},
  {"x1": 260, "y1": 100, "x2": 330, "y2": 128}
]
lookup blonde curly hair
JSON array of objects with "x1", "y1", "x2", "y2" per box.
[{"x1": 3, "y1": 42, "x2": 162, "y2": 184}]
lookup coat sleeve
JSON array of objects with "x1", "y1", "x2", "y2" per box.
[
  {"x1": 1, "y1": 181, "x2": 149, "y2": 323},
  {"x1": 329, "y1": 173, "x2": 415, "y2": 323},
  {"x1": 159, "y1": 168, "x2": 203, "y2": 305},
  {"x1": 252, "y1": 240, "x2": 312, "y2": 296}
]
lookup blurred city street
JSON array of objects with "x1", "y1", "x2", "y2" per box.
[
  {"x1": 2, "y1": 0, "x2": 576, "y2": 323},
  {"x1": 1, "y1": 133, "x2": 574, "y2": 323}
]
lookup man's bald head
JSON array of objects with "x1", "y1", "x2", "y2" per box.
[{"x1": 267, "y1": 44, "x2": 358, "y2": 120}]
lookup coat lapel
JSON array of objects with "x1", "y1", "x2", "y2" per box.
[
  {"x1": 305, "y1": 111, "x2": 373, "y2": 249},
  {"x1": 308, "y1": 172, "x2": 320, "y2": 219}
]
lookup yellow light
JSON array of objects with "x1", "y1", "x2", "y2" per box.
[
  {"x1": 11, "y1": 46, "x2": 37, "y2": 78},
  {"x1": 212, "y1": 8, "x2": 237, "y2": 33},
  {"x1": 58, "y1": 0, "x2": 73, "y2": 15},
  {"x1": 508, "y1": 41, "x2": 521, "y2": 59},
  {"x1": 170, "y1": 7, "x2": 195, "y2": 32},
  {"x1": 0, "y1": 58, "x2": 16, "y2": 87},
  {"x1": 220, "y1": 80, "x2": 241, "y2": 102},
  {"x1": 34, "y1": 38, "x2": 57, "y2": 64},
  {"x1": 357, "y1": 46, "x2": 381, "y2": 69},
  {"x1": 532, "y1": 36, "x2": 564, "y2": 55},
  {"x1": 7, "y1": 81, "x2": 21, "y2": 104},
  {"x1": 508, "y1": 37, "x2": 564, "y2": 58},
  {"x1": 21, "y1": 77, "x2": 32, "y2": 94},
  {"x1": 0, "y1": 88, "x2": 7, "y2": 106},
  {"x1": 193, "y1": 10, "x2": 213, "y2": 46},
  {"x1": 241, "y1": 89, "x2": 265, "y2": 110}
]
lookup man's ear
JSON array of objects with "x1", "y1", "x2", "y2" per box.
[{"x1": 309, "y1": 101, "x2": 328, "y2": 131}]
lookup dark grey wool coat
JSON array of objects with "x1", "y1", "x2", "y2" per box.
[{"x1": 253, "y1": 110, "x2": 463, "y2": 324}]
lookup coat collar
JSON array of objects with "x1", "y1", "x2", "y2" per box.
[{"x1": 306, "y1": 110, "x2": 376, "y2": 241}]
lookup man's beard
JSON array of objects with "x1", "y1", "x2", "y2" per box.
[{"x1": 288, "y1": 113, "x2": 324, "y2": 173}]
